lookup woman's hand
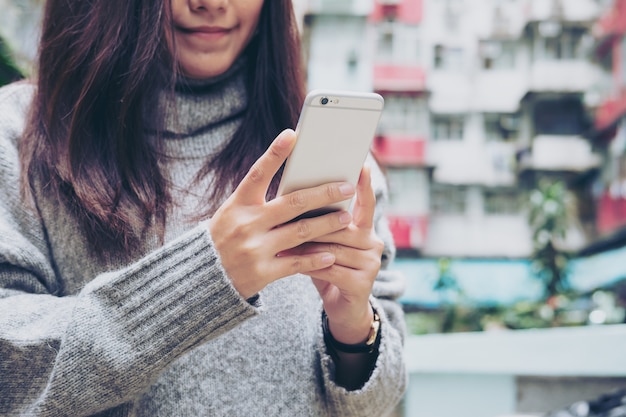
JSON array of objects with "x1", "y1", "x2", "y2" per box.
[
  {"x1": 286, "y1": 166, "x2": 384, "y2": 344},
  {"x1": 208, "y1": 129, "x2": 357, "y2": 299}
]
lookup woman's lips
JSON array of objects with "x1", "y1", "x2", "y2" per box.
[{"x1": 180, "y1": 25, "x2": 232, "y2": 41}]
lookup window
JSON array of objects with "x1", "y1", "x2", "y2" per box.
[
  {"x1": 397, "y1": 26, "x2": 422, "y2": 65},
  {"x1": 377, "y1": 18, "x2": 395, "y2": 62},
  {"x1": 491, "y1": 1, "x2": 514, "y2": 36},
  {"x1": 432, "y1": 114, "x2": 464, "y2": 140},
  {"x1": 533, "y1": 98, "x2": 587, "y2": 135},
  {"x1": 480, "y1": 40, "x2": 516, "y2": 70},
  {"x1": 387, "y1": 168, "x2": 427, "y2": 213},
  {"x1": 346, "y1": 49, "x2": 358, "y2": 73},
  {"x1": 434, "y1": 44, "x2": 444, "y2": 68},
  {"x1": 380, "y1": 3, "x2": 399, "y2": 19},
  {"x1": 430, "y1": 184, "x2": 466, "y2": 215},
  {"x1": 537, "y1": 23, "x2": 586, "y2": 60},
  {"x1": 379, "y1": 95, "x2": 424, "y2": 134},
  {"x1": 433, "y1": 44, "x2": 464, "y2": 71},
  {"x1": 484, "y1": 113, "x2": 519, "y2": 141},
  {"x1": 444, "y1": 0, "x2": 464, "y2": 32},
  {"x1": 376, "y1": 22, "x2": 421, "y2": 65},
  {"x1": 484, "y1": 189, "x2": 523, "y2": 215}
]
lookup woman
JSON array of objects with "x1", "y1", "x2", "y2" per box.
[{"x1": 0, "y1": 0, "x2": 407, "y2": 415}]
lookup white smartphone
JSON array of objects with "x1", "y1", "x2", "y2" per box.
[{"x1": 277, "y1": 89, "x2": 384, "y2": 218}]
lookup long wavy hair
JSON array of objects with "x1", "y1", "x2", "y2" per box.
[{"x1": 20, "y1": 0, "x2": 305, "y2": 253}]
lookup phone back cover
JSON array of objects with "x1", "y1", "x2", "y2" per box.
[{"x1": 279, "y1": 90, "x2": 383, "y2": 212}]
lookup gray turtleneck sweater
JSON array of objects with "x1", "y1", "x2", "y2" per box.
[{"x1": 0, "y1": 63, "x2": 407, "y2": 417}]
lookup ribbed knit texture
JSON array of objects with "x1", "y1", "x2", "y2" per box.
[{"x1": 0, "y1": 66, "x2": 407, "y2": 416}]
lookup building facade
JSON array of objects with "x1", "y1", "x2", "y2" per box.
[
  {"x1": 300, "y1": 4, "x2": 626, "y2": 416},
  {"x1": 588, "y1": 0, "x2": 626, "y2": 252},
  {"x1": 301, "y1": 0, "x2": 611, "y2": 260}
]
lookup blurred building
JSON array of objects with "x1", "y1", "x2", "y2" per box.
[
  {"x1": 299, "y1": 5, "x2": 625, "y2": 417},
  {"x1": 300, "y1": 0, "x2": 618, "y2": 260},
  {"x1": 585, "y1": 0, "x2": 626, "y2": 253},
  {"x1": 0, "y1": 0, "x2": 42, "y2": 75}
]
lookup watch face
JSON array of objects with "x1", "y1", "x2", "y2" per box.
[{"x1": 365, "y1": 311, "x2": 381, "y2": 346}]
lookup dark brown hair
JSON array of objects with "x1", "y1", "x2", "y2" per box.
[
  {"x1": 20, "y1": 0, "x2": 305, "y2": 253},
  {"x1": 198, "y1": 1, "x2": 305, "y2": 215}
]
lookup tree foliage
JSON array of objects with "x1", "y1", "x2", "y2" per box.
[
  {"x1": 528, "y1": 179, "x2": 573, "y2": 299},
  {"x1": 0, "y1": 37, "x2": 23, "y2": 86}
]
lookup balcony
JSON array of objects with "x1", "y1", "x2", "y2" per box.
[
  {"x1": 528, "y1": 60, "x2": 599, "y2": 94},
  {"x1": 428, "y1": 142, "x2": 518, "y2": 186},
  {"x1": 373, "y1": 64, "x2": 426, "y2": 93},
  {"x1": 518, "y1": 135, "x2": 601, "y2": 173},
  {"x1": 472, "y1": 71, "x2": 526, "y2": 113},
  {"x1": 425, "y1": 213, "x2": 532, "y2": 258},
  {"x1": 369, "y1": 0, "x2": 422, "y2": 24},
  {"x1": 371, "y1": 135, "x2": 427, "y2": 167},
  {"x1": 388, "y1": 214, "x2": 428, "y2": 250}
]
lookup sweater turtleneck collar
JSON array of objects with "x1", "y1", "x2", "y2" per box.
[
  {"x1": 154, "y1": 55, "x2": 249, "y2": 140},
  {"x1": 174, "y1": 54, "x2": 248, "y2": 94}
]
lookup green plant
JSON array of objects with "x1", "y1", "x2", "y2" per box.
[
  {"x1": 528, "y1": 180, "x2": 573, "y2": 299},
  {"x1": 432, "y1": 257, "x2": 466, "y2": 333},
  {"x1": 0, "y1": 37, "x2": 23, "y2": 86}
]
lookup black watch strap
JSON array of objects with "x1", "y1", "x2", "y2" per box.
[{"x1": 322, "y1": 306, "x2": 381, "y2": 355}]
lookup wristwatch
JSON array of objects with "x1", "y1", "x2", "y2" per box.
[{"x1": 322, "y1": 306, "x2": 381, "y2": 355}]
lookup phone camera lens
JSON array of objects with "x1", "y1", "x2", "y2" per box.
[{"x1": 320, "y1": 97, "x2": 329, "y2": 105}]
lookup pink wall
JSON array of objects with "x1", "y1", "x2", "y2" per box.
[{"x1": 370, "y1": 0, "x2": 422, "y2": 24}]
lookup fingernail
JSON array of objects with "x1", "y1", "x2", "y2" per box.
[
  {"x1": 339, "y1": 212, "x2": 352, "y2": 224},
  {"x1": 276, "y1": 130, "x2": 293, "y2": 148},
  {"x1": 322, "y1": 254, "x2": 335, "y2": 264},
  {"x1": 276, "y1": 136, "x2": 288, "y2": 148},
  {"x1": 339, "y1": 183, "x2": 355, "y2": 196}
]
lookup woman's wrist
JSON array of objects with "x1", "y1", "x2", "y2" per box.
[
  {"x1": 322, "y1": 303, "x2": 381, "y2": 353},
  {"x1": 322, "y1": 305, "x2": 382, "y2": 390},
  {"x1": 326, "y1": 304, "x2": 374, "y2": 345}
]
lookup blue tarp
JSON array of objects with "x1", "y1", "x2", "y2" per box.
[{"x1": 395, "y1": 245, "x2": 626, "y2": 307}]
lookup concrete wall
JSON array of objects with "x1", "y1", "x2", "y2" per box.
[{"x1": 402, "y1": 324, "x2": 626, "y2": 417}]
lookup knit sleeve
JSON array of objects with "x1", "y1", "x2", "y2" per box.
[
  {"x1": 318, "y1": 154, "x2": 408, "y2": 416},
  {"x1": 0, "y1": 83, "x2": 259, "y2": 416}
]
